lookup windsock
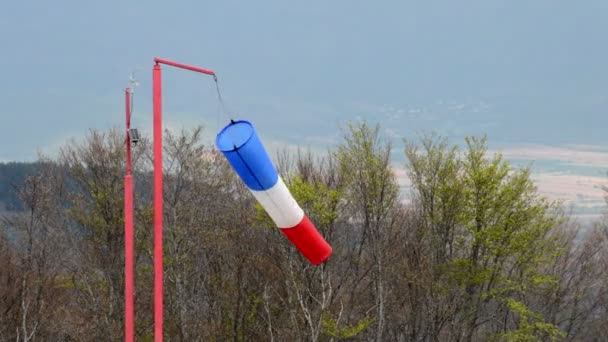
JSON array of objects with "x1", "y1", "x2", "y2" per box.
[{"x1": 216, "y1": 120, "x2": 332, "y2": 265}]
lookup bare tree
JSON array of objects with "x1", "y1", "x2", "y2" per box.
[{"x1": 0, "y1": 159, "x2": 72, "y2": 341}]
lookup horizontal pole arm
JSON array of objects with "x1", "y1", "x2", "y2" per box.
[{"x1": 154, "y1": 57, "x2": 216, "y2": 76}]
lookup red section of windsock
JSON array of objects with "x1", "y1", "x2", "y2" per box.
[{"x1": 280, "y1": 215, "x2": 332, "y2": 265}]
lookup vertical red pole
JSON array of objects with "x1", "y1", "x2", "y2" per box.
[
  {"x1": 152, "y1": 64, "x2": 164, "y2": 342},
  {"x1": 124, "y1": 174, "x2": 134, "y2": 341},
  {"x1": 124, "y1": 88, "x2": 134, "y2": 342}
]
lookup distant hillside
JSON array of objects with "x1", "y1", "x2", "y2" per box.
[{"x1": 0, "y1": 162, "x2": 41, "y2": 211}]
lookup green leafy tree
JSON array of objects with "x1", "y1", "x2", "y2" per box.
[
  {"x1": 335, "y1": 122, "x2": 399, "y2": 342},
  {"x1": 405, "y1": 135, "x2": 564, "y2": 341}
]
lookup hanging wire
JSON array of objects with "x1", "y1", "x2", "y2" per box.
[
  {"x1": 214, "y1": 84, "x2": 223, "y2": 134},
  {"x1": 212, "y1": 75, "x2": 238, "y2": 151},
  {"x1": 213, "y1": 74, "x2": 234, "y2": 122}
]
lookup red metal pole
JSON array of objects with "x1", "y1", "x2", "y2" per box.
[
  {"x1": 154, "y1": 57, "x2": 216, "y2": 76},
  {"x1": 153, "y1": 64, "x2": 164, "y2": 342},
  {"x1": 150, "y1": 58, "x2": 214, "y2": 342},
  {"x1": 124, "y1": 88, "x2": 134, "y2": 342}
]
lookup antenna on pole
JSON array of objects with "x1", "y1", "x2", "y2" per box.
[
  {"x1": 128, "y1": 70, "x2": 140, "y2": 93},
  {"x1": 127, "y1": 69, "x2": 141, "y2": 145}
]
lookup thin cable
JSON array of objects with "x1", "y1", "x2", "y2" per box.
[
  {"x1": 212, "y1": 75, "x2": 237, "y2": 146},
  {"x1": 215, "y1": 91, "x2": 220, "y2": 134},
  {"x1": 213, "y1": 75, "x2": 234, "y2": 121}
]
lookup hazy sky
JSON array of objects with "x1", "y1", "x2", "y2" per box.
[
  {"x1": 1, "y1": 0, "x2": 607, "y2": 216},
  {"x1": 1, "y1": 0, "x2": 607, "y2": 161}
]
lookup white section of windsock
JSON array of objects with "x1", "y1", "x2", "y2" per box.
[{"x1": 250, "y1": 177, "x2": 304, "y2": 228}]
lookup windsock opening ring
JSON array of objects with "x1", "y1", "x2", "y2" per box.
[{"x1": 216, "y1": 119, "x2": 255, "y2": 152}]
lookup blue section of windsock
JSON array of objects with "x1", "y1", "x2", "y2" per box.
[{"x1": 215, "y1": 120, "x2": 279, "y2": 191}]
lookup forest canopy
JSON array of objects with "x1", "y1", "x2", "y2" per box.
[{"x1": 1, "y1": 123, "x2": 607, "y2": 341}]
